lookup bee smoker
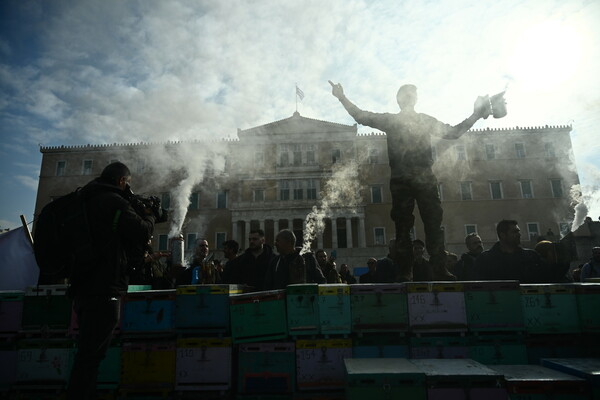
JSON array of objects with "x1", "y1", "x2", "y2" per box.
[{"x1": 169, "y1": 234, "x2": 185, "y2": 267}]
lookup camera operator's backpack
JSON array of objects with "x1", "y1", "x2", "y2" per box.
[{"x1": 33, "y1": 188, "x2": 94, "y2": 284}]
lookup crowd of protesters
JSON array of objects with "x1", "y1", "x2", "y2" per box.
[{"x1": 141, "y1": 219, "x2": 596, "y2": 291}]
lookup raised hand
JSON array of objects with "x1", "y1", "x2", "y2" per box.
[{"x1": 328, "y1": 80, "x2": 344, "y2": 99}]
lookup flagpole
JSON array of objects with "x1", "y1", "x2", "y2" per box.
[
  {"x1": 20, "y1": 214, "x2": 34, "y2": 246},
  {"x1": 295, "y1": 83, "x2": 298, "y2": 113}
]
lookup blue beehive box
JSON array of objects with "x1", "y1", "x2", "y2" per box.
[
  {"x1": 521, "y1": 284, "x2": 580, "y2": 334},
  {"x1": 491, "y1": 364, "x2": 589, "y2": 400},
  {"x1": 352, "y1": 333, "x2": 409, "y2": 359},
  {"x1": 318, "y1": 284, "x2": 351, "y2": 335},
  {"x1": 230, "y1": 290, "x2": 287, "y2": 343},
  {"x1": 575, "y1": 283, "x2": 600, "y2": 333},
  {"x1": 526, "y1": 334, "x2": 581, "y2": 364},
  {"x1": 345, "y1": 358, "x2": 427, "y2": 400},
  {"x1": 121, "y1": 289, "x2": 176, "y2": 334},
  {"x1": 541, "y1": 358, "x2": 600, "y2": 399},
  {"x1": 468, "y1": 333, "x2": 528, "y2": 365},
  {"x1": 286, "y1": 284, "x2": 320, "y2": 336},
  {"x1": 464, "y1": 281, "x2": 524, "y2": 332},
  {"x1": 237, "y1": 342, "x2": 295, "y2": 394},
  {"x1": 175, "y1": 284, "x2": 246, "y2": 334},
  {"x1": 350, "y1": 284, "x2": 408, "y2": 333}
]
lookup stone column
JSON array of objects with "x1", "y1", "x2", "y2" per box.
[
  {"x1": 274, "y1": 219, "x2": 280, "y2": 234},
  {"x1": 358, "y1": 216, "x2": 367, "y2": 248},
  {"x1": 245, "y1": 220, "x2": 251, "y2": 247},
  {"x1": 259, "y1": 219, "x2": 265, "y2": 233},
  {"x1": 331, "y1": 218, "x2": 338, "y2": 249},
  {"x1": 346, "y1": 217, "x2": 353, "y2": 248},
  {"x1": 231, "y1": 220, "x2": 238, "y2": 243}
]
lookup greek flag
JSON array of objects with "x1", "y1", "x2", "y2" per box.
[{"x1": 296, "y1": 86, "x2": 305, "y2": 100}]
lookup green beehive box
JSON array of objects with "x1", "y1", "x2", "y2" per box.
[
  {"x1": 468, "y1": 333, "x2": 528, "y2": 365},
  {"x1": 286, "y1": 284, "x2": 320, "y2": 336},
  {"x1": 464, "y1": 281, "x2": 524, "y2": 332},
  {"x1": 318, "y1": 285, "x2": 351, "y2": 335},
  {"x1": 344, "y1": 358, "x2": 426, "y2": 400},
  {"x1": 97, "y1": 342, "x2": 121, "y2": 389},
  {"x1": 575, "y1": 283, "x2": 600, "y2": 333},
  {"x1": 491, "y1": 364, "x2": 589, "y2": 400},
  {"x1": 230, "y1": 290, "x2": 287, "y2": 343},
  {"x1": 238, "y1": 342, "x2": 296, "y2": 394},
  {"x1": 521, "y1": 284, "x2": 580, "y2": 334},
  {"x1": 22, "y1": 285, "x2": 72, "y2": 332},
  {"x1": 350, "y1": 284, "x2": 408, "y2": 333}
]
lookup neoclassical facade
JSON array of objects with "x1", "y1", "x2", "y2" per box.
[{"x1": 35, "y1": 112, "x2": 578, "y2": 270}]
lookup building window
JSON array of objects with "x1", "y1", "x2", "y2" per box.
[
  {"x1": 465, "y1": 224, "x2": 478, "y2": 235},
  {"x1": 460, "y1": 182, "x2": 473, "y2": 201},
  {"x1": 279, "y1": 180, "x2": 290, "y2": 201},
  {"x1": 56, "y1": 161, "x2": 66, "y2": 176},
  {"x1": 293, "y1": 180, "x2": 304, "y2": 200},
  {"x1": 254, "y1": 189, "x2": 265, "y2": 202},
  {"x1": 161, "y1": 193, "x2": 171, "y2": 210},
  {"x1": 369, "y1": 148, "x2": 379, "y2": 164},
  {"x1": 217, "y1": 190, "x2": 227, "y2": 209},
  {"x1": 515, "y1": 143, "x2": 526, "y2": 158},
  {"x1": 307, "y1": 179, "x2": 318, "y2": 200},
  {"x1": 306, "y1": 145, "x2": 316, "y2": 165},
  {"x1": 438, "y1": 183, "x2": 444, "y2": 201},
  {"x1": 280, "y1": 152, "x2": 289, "y2": 166},
  {"x1": 431, "y1": 146, "x2": 437, "y2": 162},
  {"x1": 526, "y1": 223, "x2": 540, "y2": 241},
  {"x1": 550, "y1": 179, "x2": 563, "y2": 198},
  {"x1": 485, "y1": 144, "x2": 495, "y2": 160},
  {"x1": 82, "y1": 160, "x2": 93, "y2": 175},
  {"x1": 293, "y1": 145, "x2": 302, "y2": 166},
  {"x1": 215, "y1": 232, "x2": 227, "y2": 249},
  {"x1": 371, "y1": 186, "x2": 383, "y2": 203},
  {"x1": 189, "y1": 192, "x2": 199, "y2": 210},
  {"x1": 158, "y1": 235, "x2": 168, "y2": 251},
  {"x1": 186, "y1": 233, "x2": 197, "y2": 250},
  {"x1": 136, "y1": 159, "x2": 146, "y2": 173},
  {"x1": 332, "y1": 148, "x2": 341, "y2": 164},
  {"x1": 520, "y1": 180, "x2": 534, "y2": 199},
  {"x1": 374, "y1": 227, "x2": 386, "y2": 245},
  {"x1": 544, "y1": 142, "x2": 556, "y2": 158},
  {"x1": 254, "y1": 151, "x2": 264, "y2": 167},
  {"x1": 489, "y1": 181, "x2": 503, "y2": 200},
  {"x1": 455, "y1": 145, "x2": 466, "y2": 161},
  {"x1": 559, "y1": 222, "x2": 570, "y2": 236}
]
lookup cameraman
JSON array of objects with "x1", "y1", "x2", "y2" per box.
[{"x1": 67, "y1": 162, "x2": 155, "y2": 400}]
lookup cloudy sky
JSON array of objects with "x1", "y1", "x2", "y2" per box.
[{"x1": 0, "y1": 0, "x2": 598, "y2": 230}]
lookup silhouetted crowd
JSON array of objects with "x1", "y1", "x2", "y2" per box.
[{"x1": 137, "y1": 219, "x2": 598, "y2": 291}]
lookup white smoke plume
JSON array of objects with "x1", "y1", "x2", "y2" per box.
[
  {"x1": 301, "y1": 157, "x2": 365, "y2": 254},
  {"x1": 570, "y1": 184, "x2": 589, "y2": 232}
]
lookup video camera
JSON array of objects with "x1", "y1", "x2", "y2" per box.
[{"x1": 124, "y1": 186, "x2": 169, "y2": 223}]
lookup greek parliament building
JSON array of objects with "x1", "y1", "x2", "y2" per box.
[{"x1": 34, "y1": 112, "x2": 578, "y2": 269}]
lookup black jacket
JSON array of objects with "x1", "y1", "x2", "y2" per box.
[
  {"x1": 69, "y1": 179, "x2": 155, "y2": 297},
  {"x1": 223, "y1": 244, "x2": 275, "y2": 291},
  {"x1": 452, "y1": 252, "x2": 479, "y2": 281},
  {"x1": 264, "y1": 250, "x2": 326, "y2": 290},
  {"x1": 474, "y1": 242, "x2": 543, "y2": 283}
]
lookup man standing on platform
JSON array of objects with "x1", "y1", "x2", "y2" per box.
[{"x1": 329, "y1": 80, "x2": 490, "y2": 281}]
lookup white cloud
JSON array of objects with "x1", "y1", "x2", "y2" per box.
[{"x1": 15, "y1": 175, "x2": 39, "y2": 191}]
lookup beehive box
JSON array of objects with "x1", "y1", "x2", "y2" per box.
[
  {"x1": 526, "y1": 334, "x2": 581, "y2": 364},
  {"x1": 541, "y1": 358, "x2": 600, "y2": 399},
  {"x1": 344, "y1": 358, "x2": 426, "y2": 400},
  {"x1": 230, "y1": 290, "x2": 287, "y2": 343},
  {"x1": 521, "y1": 284, "x2": 580, "y2": 334},
  {"x1": 350, "y1": 284, "x2": 408, "y2": 333},
  {"x1": 0, "y1": 291, "x2": 24, "y2": 334},
  {"x1": 409, "y1": 335, "x2": 469, "y2": 359},
  {"x1": 352, "y1": 334, "x2": 409, "y2": 359},
  {"x1": 296, "y1": 338, "x2": 352, "y2": 391},
  {"x1": 0, "y1": 344, "x2": 17, "y2": 391},
  {"x1": 16, "y1": 338, "x2": 75, "y2": 383},
  {"x1": 411, "y1": 358, "x2": 507, "y2": 400},
  {"x1": 97, "y1": 342, "x2": 121, "y2": 389},
  {"x1": 174, "y1": 284, "x2": 246, "y2": 334},
  {"x1": 175, "y1": 337, "x2": 232, "y2": 391},
  {"x1": 463, "y1": 281, "x2": 524, "y2": 332},
  {"x1": 318, "y1": 284, "x2": 351, "y2": 335},
  {"x1": 468, "y1": 333, "x2": 528, "y2": 365},
  {"x1": 491, "y1": 364, "x2": 589, "y2": 400},
  {"x1": 406, "y1": 282, "x2": 467, "y2": 333},
  {"x1": 287, "y1": 284, "x2": 320, "y2": 336},
  {"x1": 237, "y1": 342, "x2": 295, "y2": 394},
  {"x1": 21, "y1": 285, "x2": 72, "y2": 332},
  {"x1": 575, "y1": 283, "x2": 600, "y2": 333},
  {"x1": 120, "y1": 341, "x2": 176, "y2": 388},
  {"x1": 121, "y1": 289, "x2": 176, "y2": 334}
]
